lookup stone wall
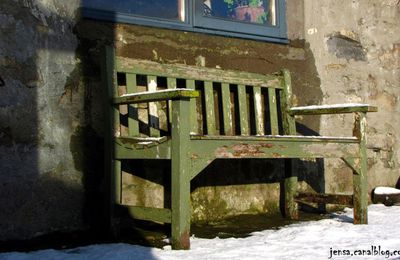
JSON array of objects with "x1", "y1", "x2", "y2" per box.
[
  {"x1": 0, "y1": 0, "x2": 398, "y2": 241},
  {"x1": 303, "y1": 0, "x2": 400, "y2": 193}
]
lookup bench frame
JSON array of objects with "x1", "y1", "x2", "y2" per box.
[{"x1": 102, "y1": 46, "x2": 377, "y2": 249}]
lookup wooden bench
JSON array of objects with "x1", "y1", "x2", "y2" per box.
[{"x1": 102, "y1": 46, "x2": 377, "y2": 249}]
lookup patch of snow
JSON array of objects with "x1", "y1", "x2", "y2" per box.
[
  {"x1": 291, "y1": 103, "x2": 370, "y2": 111},
  {"x1": 1, "y1": 205, "x2": 400, "y2": 260},
  {"x1": 137, "y1": 141, "x2": 153, "y2": 145},
  {"x1": 374, "y1": 187, "x2": 400, "y2": 195}
]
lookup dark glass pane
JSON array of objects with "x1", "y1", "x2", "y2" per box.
[
  {"x1": 203, "y1": 0, "x2": 276, "y2": 25},
  {"x1": 83, "y1": 0, "x2": 185, "y2": 21}
]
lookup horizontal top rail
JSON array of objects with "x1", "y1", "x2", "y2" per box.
[{"x1": 116, "y1": 57, "x2": 283, "y2": 89}]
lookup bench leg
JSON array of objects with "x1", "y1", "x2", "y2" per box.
[
  {"x1": 171, "y1": 161, "x2": 191, "y2": 250},
  {"x1": 353, "y1": 112, "x2": 368, "y2": 224},
  {"x1": 171, "y1": 98, "x2": 191, "y2": 250},
  {"x1": 284, "y1": 159, "x2": 298, "y2": 220},
  {"x1": 353, "y1": 166, "x2": 368, "y2": 224},
  {"x1": 110, "y1": 159, "x2": 122, "y2": 237}
]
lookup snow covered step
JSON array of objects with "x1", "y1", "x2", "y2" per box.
[{"x1": 372, "y1": 186, "x2": 400, "y2": 206}]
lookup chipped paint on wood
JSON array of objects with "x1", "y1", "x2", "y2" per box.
[{"x1": 295, "y1": 192, "x2": 354, "y2": 206}]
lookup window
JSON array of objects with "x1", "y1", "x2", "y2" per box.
[{"x1": 82, "y1": 0, "x2": 287, "y2": 43}]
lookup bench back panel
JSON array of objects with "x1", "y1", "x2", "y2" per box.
[{"x1": 111, "y1": 56, "x2": 292, "y2": 138}]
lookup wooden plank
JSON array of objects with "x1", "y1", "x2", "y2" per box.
[
  {"x1": 280, "y1": 70, "x2": 297, "y2": 220},
  {"x1": 190, "y1": 135, "x2": 358, "y2": 143},
  {"x1": 221, "y1": 83, "x2": 233, "y2": 135},
  {"x1": 102, "y1": 46, "x2": 121, "y2": 232},
  {"x1": 268, "y1": 88, "x2": 279, "y2": 135},
  {"x1": 115, "y1": 138, "x2": 171, "y2": 159},
  {"x1": 352, "y1": 112, "x2": 368, "y2": 224},
  {"x1": 186, "y1": 79, "x2": 198, "y2": 134},
  {"x1": 290, "y1": 104, "x2": 378, "y2": 115},
  {"x1": 116, "y1": 57, "x2": 283, "y2": 89},
  {"x1": 171, "y1": 98, "x2": 191, "y2": 249},
  {"x1": 113, "y1": 160, "x2": 121, "y2": 204},
  {"x1": 189, "y1": 139, "x2": 359, "y2": 159},
  {"x1": 126, "y1": 73, "x2": 139, "y2": 136},
  {"x1": 295, "y1": 192, "x2": 354, "y2": 206},
  {"x1": 204, "y1": 81, "x2": 217, "y2": 135},
  {"x1": 284, "y1": 159, "x2": 298, "y2": 220},
  {"x1": 127, "y1": 206, "x2": 172, "y2": 223},
  {"x1": 113, "y1": 89, "x2": 199, "y2": 105},
  {"x1": 167, "y1": 77, "x2": 177, "y2": 128},
  {"x1": 253, "y1": 86, "x2": 264, "y2": 135},
  {"x1": 280, "y1": 70, "x2": 296, "y2": 135},
  {"x1": 237, "y1": 85, "x2": 249, "y2": 135},
  {"x1": 147, "y1": 76, "x2": 160, "y2": 137}
]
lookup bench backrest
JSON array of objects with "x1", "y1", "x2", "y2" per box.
[{"x1": 104, "y1": 47, "x2": 296, "y2": 138}]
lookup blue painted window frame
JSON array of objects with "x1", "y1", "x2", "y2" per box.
[{"x1": 82, "y1": 0, "x2": 288, "y2": 43}]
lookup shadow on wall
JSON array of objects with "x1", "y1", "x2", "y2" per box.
[{"x1": 0, "y1": 0, "x2": 156, "y2": 256}]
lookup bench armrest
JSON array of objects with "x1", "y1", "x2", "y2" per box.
[
  {"x1": 290, "y1": 103, "x2": 378, "y2": 115},
  {"x1": 113, "y1": 89, "x2": 199, "y2": 105}
]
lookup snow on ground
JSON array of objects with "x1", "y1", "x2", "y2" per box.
[{"x1": 1, "y1": 205, "x2": 400, "y2": 260}]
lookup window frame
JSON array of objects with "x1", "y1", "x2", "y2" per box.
[{"x1": 82, "y1": 0, "x2": 288, "y2": 43}]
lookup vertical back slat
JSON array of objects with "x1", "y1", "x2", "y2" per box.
[
  {"x1": 253, "y1": 86, "x2": 264, "y2": 135},
  {"x1": 280, "y1": 70, "x2": 296, "y2": 135},
  {"x1": 204, "y1": 81, "x2": 216, "y2": 135},
  {"x1": 221, "y1": 83, "x2": 233, "y2": 135},
  {"x1": 268, "y1": 88, "x2": 279, "y2": 135},
  {"x1": 186, "y1": 79, "x2": 198, "y2": 134},
  {"x1": 126, "y1": 73, "x2": 139, "y2": 136},
  {"x1": 167, "y1": 77, "x2": 177, "y2": 130},
  {"x1": 237, "y1": 85, "x2": 249, "y2": 135},
  {"x1": 147, "y1": 75, "x2": 160, "y2": 137}
]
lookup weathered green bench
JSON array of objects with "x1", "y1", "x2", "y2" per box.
[{"x1": 102, "y1": 46, "x2": 377, "y2": 249}]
